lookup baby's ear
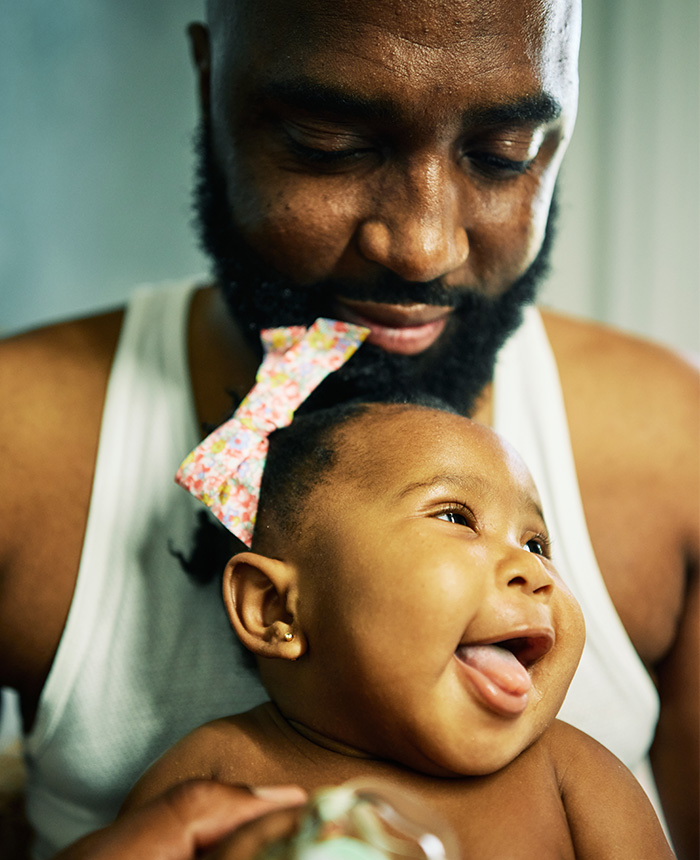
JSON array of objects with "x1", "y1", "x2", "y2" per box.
[{"x1": 223, "y1": 552, "x2": 305, "y2": 660}]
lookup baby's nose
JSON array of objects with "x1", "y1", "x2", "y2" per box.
[{"x1": 500, "y1": 547, "x2": 555, "y2": 600}]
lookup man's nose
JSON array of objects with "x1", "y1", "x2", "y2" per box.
[
  {"x1": 497, "y1": 548, "x2": 555, "y2": 600},
  {"x1": 356, "y1": 156, "x2": 469, "y2": 282}
]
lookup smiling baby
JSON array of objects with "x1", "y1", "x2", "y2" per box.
[{"x1": 124, "y1": 401, "x2": 672, "y2": 859}]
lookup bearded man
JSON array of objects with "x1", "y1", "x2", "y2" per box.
[{"x1": 0, "y1": 1, "x2": 697, "y2": 859}]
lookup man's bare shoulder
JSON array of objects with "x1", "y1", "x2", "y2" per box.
[
  {"x1": 0, "y1": 310, "x2": 125, "y2": 435},
  {"x1": 540, "y1": 309, "x2": 699, "y2": 426},
  {"x1": 0, "y1": 309, "x2": 124, "y2": 698},
  {"x1": 1, "y1": 308, "x2": 124, "y2": 381},
  {"x1": 540, "y1": 308, "x2": 698, "y2": 552},
  {"x1": 0, "y1": 308, "x2": 125, "y2": 531},
  {"x1": 540, "y1": 309, "x2": 698, "y2": 664}
]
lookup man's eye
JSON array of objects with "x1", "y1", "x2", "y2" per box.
[
  {"x1": 286, "y1": 138, "x2": 370, "y2": 166},
  {"x1": 437, "y1": 510, "x2": 470, "y2": 526},
  {"x1": 465, "y1": 151, "x2": 533, "y2": 179},
  {"x1": 280, "y1": 122, "x2": 376, "y2": 172}
]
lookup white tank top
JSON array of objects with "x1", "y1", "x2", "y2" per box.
[{"x1": 22, "y1": 281, "x2": 660, "y2": 858}]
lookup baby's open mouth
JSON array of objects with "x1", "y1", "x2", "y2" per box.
[{"x1": 455, "y1": 632, "x2": 554, "y2": 716}]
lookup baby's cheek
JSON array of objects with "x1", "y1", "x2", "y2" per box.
[{"x1": 554, "y1": 593, "x2": 586, "y2": 687}]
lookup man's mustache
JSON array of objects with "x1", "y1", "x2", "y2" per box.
[{"x1": 320, "y1": 274, "x2": 463, "y2": 308}]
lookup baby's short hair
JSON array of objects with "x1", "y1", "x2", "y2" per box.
[
  {"x1": 253, "y1": 400, "x2": 368, "y2": 550},
  {"x1": 252, "y1": 394, "x2": 457, "y2": 552}
]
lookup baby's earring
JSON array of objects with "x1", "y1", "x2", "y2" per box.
[{"x1": 283, "y1": 630, "x2": 294, "y2": 641}]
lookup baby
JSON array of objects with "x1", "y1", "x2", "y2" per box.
[{"x1": 124, "y1": 398, "x2": 672, "y2": 859}]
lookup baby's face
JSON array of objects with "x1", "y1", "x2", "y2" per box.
[{"x1": 283, "y1": 406, "x2": 585, "y2": 776}]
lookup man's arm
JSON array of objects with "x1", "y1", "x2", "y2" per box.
[
  {"x1": 543, "y1": 310, "x2": 699, "y2": 857},
  {"x1": 0, "y1": 312, "x2": 122, "y2": 716},
  {"x1": 651, "y1": 564, "x2": 699, "y2": 860}
]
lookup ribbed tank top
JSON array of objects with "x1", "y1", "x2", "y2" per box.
[{"x1": 22, "y1": 281, "x2": 660, "y2": 858}]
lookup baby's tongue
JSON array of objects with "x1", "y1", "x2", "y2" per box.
[{"x1": 457, "y1": 644, "x2": 531, "y2": 715}]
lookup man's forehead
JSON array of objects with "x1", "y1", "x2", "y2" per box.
[
  {"x1": 207, "y1": 0, "x2": 575, "y2": 36},
  {"x1": 208, "y1": 0, "x2": 580, "y2": 81}
]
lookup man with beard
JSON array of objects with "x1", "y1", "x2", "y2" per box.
[{"x1": 0, "y1": 0, "x2": 697, "y2": 859}]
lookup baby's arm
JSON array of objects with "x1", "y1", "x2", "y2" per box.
[{"x1": 551, "y1": 721, "x2": 674, "y2": 859}]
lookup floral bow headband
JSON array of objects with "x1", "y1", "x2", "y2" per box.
[{"x1": 175, "y1": 318, "x2": 369, "y2": 546}]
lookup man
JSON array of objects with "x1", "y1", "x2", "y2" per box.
[{"x1": 0, "y1": 1, "x2": 697, "y2": 858}]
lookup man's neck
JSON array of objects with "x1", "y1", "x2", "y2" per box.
[{"x1": 188, "y1": 284, "x2": 261, "y2": 433}]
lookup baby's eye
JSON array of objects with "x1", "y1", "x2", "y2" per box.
[
  {"x1": 524, "y1": 537, "x2": 549, "y2": 556},
  {"x1": 437, "y1": 510, "x2": 470, "y2": 527}
]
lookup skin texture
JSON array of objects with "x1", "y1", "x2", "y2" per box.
[
  {"x1": 124, "y1": 407, "x2": 671, "y2": 859},
  {"x1": 0, "y1": 0, "x2": 697, "y2": 856}
]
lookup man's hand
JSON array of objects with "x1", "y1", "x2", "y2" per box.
[{"x1": 53, "y1": 781, "x2": 307, "y2": 860}]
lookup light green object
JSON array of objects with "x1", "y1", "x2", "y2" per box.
[
  {"x1": 256, "y1": 780, "x2": 458, "y2": 860},
  {"x1": 296, "y1": 836, "x2": 389, "y2": 860}
]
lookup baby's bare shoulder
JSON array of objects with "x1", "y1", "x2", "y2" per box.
[
  {"x1": 123, "y1": 712, "x2": 267, "y2": 813},
  {"x1": 542, "y1": 719, "x2": 649, "y2": 789},
  {"x1": 543, "y1": 721, "x2": 673, "y2": 859}
]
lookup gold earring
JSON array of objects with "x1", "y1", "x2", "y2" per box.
[{"x1": 283, "y1": 631, "x2": 294, "y2": 641}]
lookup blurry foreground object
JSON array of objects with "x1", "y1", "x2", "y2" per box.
[{"x1": 258, "y1": 780, "x2": 459, "y2": 860}]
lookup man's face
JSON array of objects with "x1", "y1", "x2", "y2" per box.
[
  {"x1": 194, "y1": 0, "x2": 580, "y2": 413},
  {"x1": 274, "y1": 407, "x2": 585, "y2": 776}
]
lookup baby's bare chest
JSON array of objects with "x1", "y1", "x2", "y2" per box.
[
  {"x1": 216, "y1": 721, "x2": 573, "y2": 860},
  {"x1": 433, "y1": 773, "x2": 574, "y2": 860}
]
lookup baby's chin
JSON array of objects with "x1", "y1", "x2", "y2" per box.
[
  {"x1": 376, "y1": 738, "x2": 537, "y2": 780},
  {"x1": 285, "y1": 713, "x2": 545, "y2": 780}
]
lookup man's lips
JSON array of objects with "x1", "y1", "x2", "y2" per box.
[{"x1": 333, "y1": 298, "x2": 453, "y2": 355}]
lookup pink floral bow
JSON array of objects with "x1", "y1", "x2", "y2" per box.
[{"x1": 175, "y1": 318, "x2": 369, "y2": 546}]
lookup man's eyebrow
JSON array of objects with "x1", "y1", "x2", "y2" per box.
[
  {"x1": 466, "y1": 93, "x2": 562, "y2": 128},
  {"x1": 259, "y1": 78, "x2": 561, "y2": 128},
  {"x1": 258, "y1": 78, "x2": 399, "y2": 123}
]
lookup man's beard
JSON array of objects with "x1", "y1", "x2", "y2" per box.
[{"x1": 193, "y1": 121, "x2": 558, "y2": 416}]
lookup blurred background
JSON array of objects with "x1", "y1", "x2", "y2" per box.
[{"x1": 1, "y1": 0, "x2": 698, "y2": 353}]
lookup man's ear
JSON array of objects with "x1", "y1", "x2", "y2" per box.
[
  {"x1": 187, "y1": 23, "x2": 211, "y2": 117},
  {"x1": 223, "y1": 552, "x2": 306, "y2": 661}
]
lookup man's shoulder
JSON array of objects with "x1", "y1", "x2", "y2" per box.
[
  {"x1": 0, "y1": 309, "x2": 127, "y2": 698},
  {"x1": 0, "y1": 308, "x2": 125, "y2": 480},
  {"x1": 538, "y1": 309, "x2": 698, "y2": 661},
  {"x1": 540, "y1": 308, "x2": 698, "y2": 390},
  {"x1": 539, "y1": 307, "x2": 699, "y2": 454},
  {"x1": 0, "y1": 309, "x2": 125, "y2": 401}
]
